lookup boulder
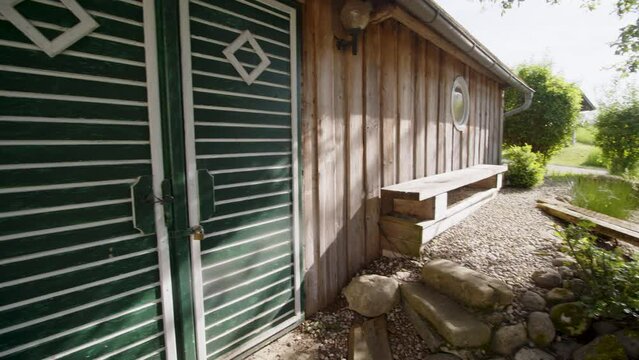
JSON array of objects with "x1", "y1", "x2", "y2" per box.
[
  {"x1": 551, "y1": 340, "x2": 582, "y2": 360},
  {"x1": 492, "y1": 323, "x2": 528, "y2": 356},
  {"x1": 521, "y1": 291, "x2": 546, "y2": 311},
  {"x1": 552, "y1": 257, "x2": 577, "y2": 267},
  {"x1": 550, "y1": 302, "x2": 590, "y2": 336},
  {"x1": 421, "y1": 259, "x2": 513, "y2": 310},
  {"x1": 558, "y1": 266, "x2": 574, "y2": 279},
  {"x1": 545, "y1": 288, "x2": 575, "y2": 304},
  {"x1": 343, "y1": 275, "x2": 399, "y2": 317},
  {"x1": 615, "y1": 329, "x2": 639, "y2": 359},
  {"x1": 532, "y1": 269, "x2": 562, "y2": 289},
  {"x1": 527, "y1": 312, "x2": 555, "y2": 347},
  {"x1": 400, "y1": 282, "x2": 491, "y2": 348},
  {"x1": 592, "y1": 320, "x2": 620, "y2": 335},
  {"x1": 563, "y1": 278, "x2": 587, "y2": 297},
  {"x1": 513, "y1": 347, "x2": 555, "y2": 360},
  {"x1": 573, "y1": 334, "x2": 627, "y2": 360}
]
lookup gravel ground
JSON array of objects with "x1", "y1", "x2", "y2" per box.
[{"x1": 247, "y1": 182, "x2": 617, "y2": 360}]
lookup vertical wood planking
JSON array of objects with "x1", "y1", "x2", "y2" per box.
[
  {"x1": 380, "y1": 21, "x2": 398, "y2": 186},
  {"x1": 425, "y1": 42, "x2": 439, "y2": 176},
  {"x1": 315, "y1": 0, "x2": 337, "y2": 308},
  {"x1": 346, "y1": 25, "x2": 366, "y2": 278},
  {"x1": 364, "y1": 23, "x2": 381, "y2": 263},
  {"x1": 498, "y1": 88, "x2": 505, "y2": 163},
  {"x1": 414, "y1": 38, "x2": 427, "y2": 178},
  {"x1": 397, "y1": 26, "x2": 415, "y2": 182},
  {"x1": 332, "y1": 0, "x2": 348, "y2": 296},
  {"x1": 468, "y1": 70, "x2": 477, "y2": 166},
  {"x1": 301, "y1": 0, "x2": 320, "y2": 314},
  {"x1": 479, "y1": 75, "x2": 487, "y2": 164},
  {"x1": 461, "y1": 65, "x2": 470, "y2": 168},
  {"x1": 451, "y1": 59, "x2": 463, "y2": 170},
  {"x1": 439, "y1": 54, "x2": 454, "y2": 173}
]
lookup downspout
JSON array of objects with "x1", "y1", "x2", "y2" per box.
[{"x1": 504, "y1": 91, "x2": 533, "y2": 117}]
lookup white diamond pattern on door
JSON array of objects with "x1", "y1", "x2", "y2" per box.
[{"x1": 179, "y1": 0, "x2": 301, "y2": 359}]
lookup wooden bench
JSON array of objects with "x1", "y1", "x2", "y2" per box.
[{"x1": 379, "y1": 164, "x2": 508, "y2": 257}]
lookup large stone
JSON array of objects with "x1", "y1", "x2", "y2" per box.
[
  {"x1": 573, "y1": 334, "x2": 628, "y2": 360},
  {"x1": 400, "y1": 282, "x2": 491, "y2": 348},
  {"x1": 552, "y1": 257, "x2": 577, "y2": 267},
  {"x1": 550, "y1": 302, "x2": 590, "y2": 336},
  {"x1": 545, "y1": 288, "x2": 575, "y2": 305},
  {"x1": 527, "y1": 312, "x2": 555, "y2": 347},
  {"x1": 592, "y1": 320, "x2": 620, "y2": 335},
  {"x1": 348, "y1": 316, "x2": 392, "y2": 360},
  {"x1": 615, "y1": 329, "x2": 639, "y2": 359},
  {"x1": 513, "y1": 347, "x2": 554, "y2": 360},
  {"x1": 551, "y1": 340, "x2": 581, "y2": 360},
  {"x1": 343, "y1": 275, "x2": 399, "y2": 317},
  {"x1": 421, "y1": 259, "x2": 513, "y2": 310},
  {"x1": 563, "y1": 278, "x2": 587, "y2": 297},
  {"x1": 521, "y1": 291, "x2": 546, "y2": 311},
  {"x1": 492, "y1": 323, "x2": 528, "y2": 356},
  {"x1": 401, "y1": 299, "x2": 443, "y2": 351},
  {"x1": 532, "y1": 269, "x2": 562, "y2": 289}
]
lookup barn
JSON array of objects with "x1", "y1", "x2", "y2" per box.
[{"x1": 0, "y1": 0, "x2": 533, "y2": 359}]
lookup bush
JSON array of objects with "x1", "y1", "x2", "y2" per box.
[
  {"x1": 504, "y1": 145, "x2": 545, "y2": 188},
  {"x1": 595, "y1": 91, "x2": 639, "y2": 175},
  {"x1": 556, "y1": 222, "x2": 639, "y2": 321},
  {"x1": 504, "y1": 64, "x2": 583, "y2": 158},
  {"x1": 582, "y1": 147, "x2": 605, "y2": 168}
]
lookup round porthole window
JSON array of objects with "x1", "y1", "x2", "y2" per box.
[{"x1": 451, "y1": 76, "x2": 470, "y2": 131}]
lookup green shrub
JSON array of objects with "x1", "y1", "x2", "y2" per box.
[
  {"x1": 581, "y1": 147, "x2": 605, "y2": 168},
  {"x1": 595, "y1": 90, "x2": 639, "y2": 175},
  {"x1": 504, "y1": 145, "x2": 545, "y2": 188},
  {"x1": 556, "y1": 222, "x2": 639, "y2": 321},
  {"x1": 504, "y1": 64, "x2": 583, "y2": 159}
]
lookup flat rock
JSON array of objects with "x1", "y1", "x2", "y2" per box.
[
  {"x1": 343, "y1": 275, "x2": 399, "y2": 317},
  {"x1": 545, "y1": 288, "x2": 575, "y2": 304},
  {"x1": 521, "y1": 291, "x2": 546, "y2": 311},
  {"x1": 401, "y1": 282, "x2": 491, "y2": 348},
  {"x1": 421, "y1": 259, "x2": 513, "y2": 310},
  {"x1": 615, "y1": 329, "x2": 639, "y2": 359},
  {"x1": 573, "y1": 334, "x2": 628, "y2": 360},
  {"x1": 532, "y1": 269, "x2": 562, "y2": 289},
  {"x1": 551, "y1": 340, "x2": 581, "y2": 360},
  {"x1": 348, "y1": 316, "x2": 393, "y2": 360},
  {"x1": 592, "y1": 320, "x2": 620, "y2": 335},
  {"x1": 513, "y1": 347, "x2": 554, "y2": 360},
  {"x1": 492, "y1": 323, "x2": 528, "y2": 355},
  {"x1": 401, "y1": 299, "x2": 443, "y2": 351},
  {"x1": 527, "y1": 312, "x2": 555, "y2": 347}
]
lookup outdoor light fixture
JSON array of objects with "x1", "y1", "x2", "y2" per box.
[{"x1": 336, "y1": 0, "x2": 372, "y2": 55}]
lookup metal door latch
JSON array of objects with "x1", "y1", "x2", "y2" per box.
[{"x1": 171, "y1": 225, "x2": 205, "y2": 240}]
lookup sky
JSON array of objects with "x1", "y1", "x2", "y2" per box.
[{"x1": 435, "y1": 0, "x2": 639, "y2": 105}]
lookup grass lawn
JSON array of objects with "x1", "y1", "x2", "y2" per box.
[
  {"x1": 575, "y1": 125, "x2": 596, "y2": 145},
  {"x1": 549, "y1": 143, "x2": 605, "y2": 169}
]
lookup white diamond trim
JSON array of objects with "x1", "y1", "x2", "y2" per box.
[
  {"x1": 223, "y1": 30, "x2": 271, "y2": 86},
  {"x1": 0, "y1": 0, "x2": 99, "y2": 57}
]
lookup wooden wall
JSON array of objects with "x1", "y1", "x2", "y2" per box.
[{"x1": 301, "y1": 0, "x2": 505, "y2": 314}]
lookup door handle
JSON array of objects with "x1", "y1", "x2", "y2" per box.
[{"x1": 198, "y1": 169, "x2": 216, "y2": 221}]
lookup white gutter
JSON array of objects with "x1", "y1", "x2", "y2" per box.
[{"x1": 395, "y1": 0, "x2": 534, "y2": 116}]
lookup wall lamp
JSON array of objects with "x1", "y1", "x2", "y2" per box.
[{"x1": 336, "y1": 0, "x2": 372, "y2": 55}]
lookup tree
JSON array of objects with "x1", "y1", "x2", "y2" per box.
[
  {"x1": 487, "y1": 0, "x2": 639, "y2": 74},
  {"x1": 595, "y1": 89, "x2": 639, "y2": 175},
  {"x1": 504, "y1": 64, "x2": 583, "y2": 159}
]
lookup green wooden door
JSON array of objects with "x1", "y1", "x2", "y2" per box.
[
  {"x1": 179, "y1": 0, "x2": 303, "y2": 358},
  {"x1": 0, "y1": 0, "x2": 178, "y2": 359}
]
